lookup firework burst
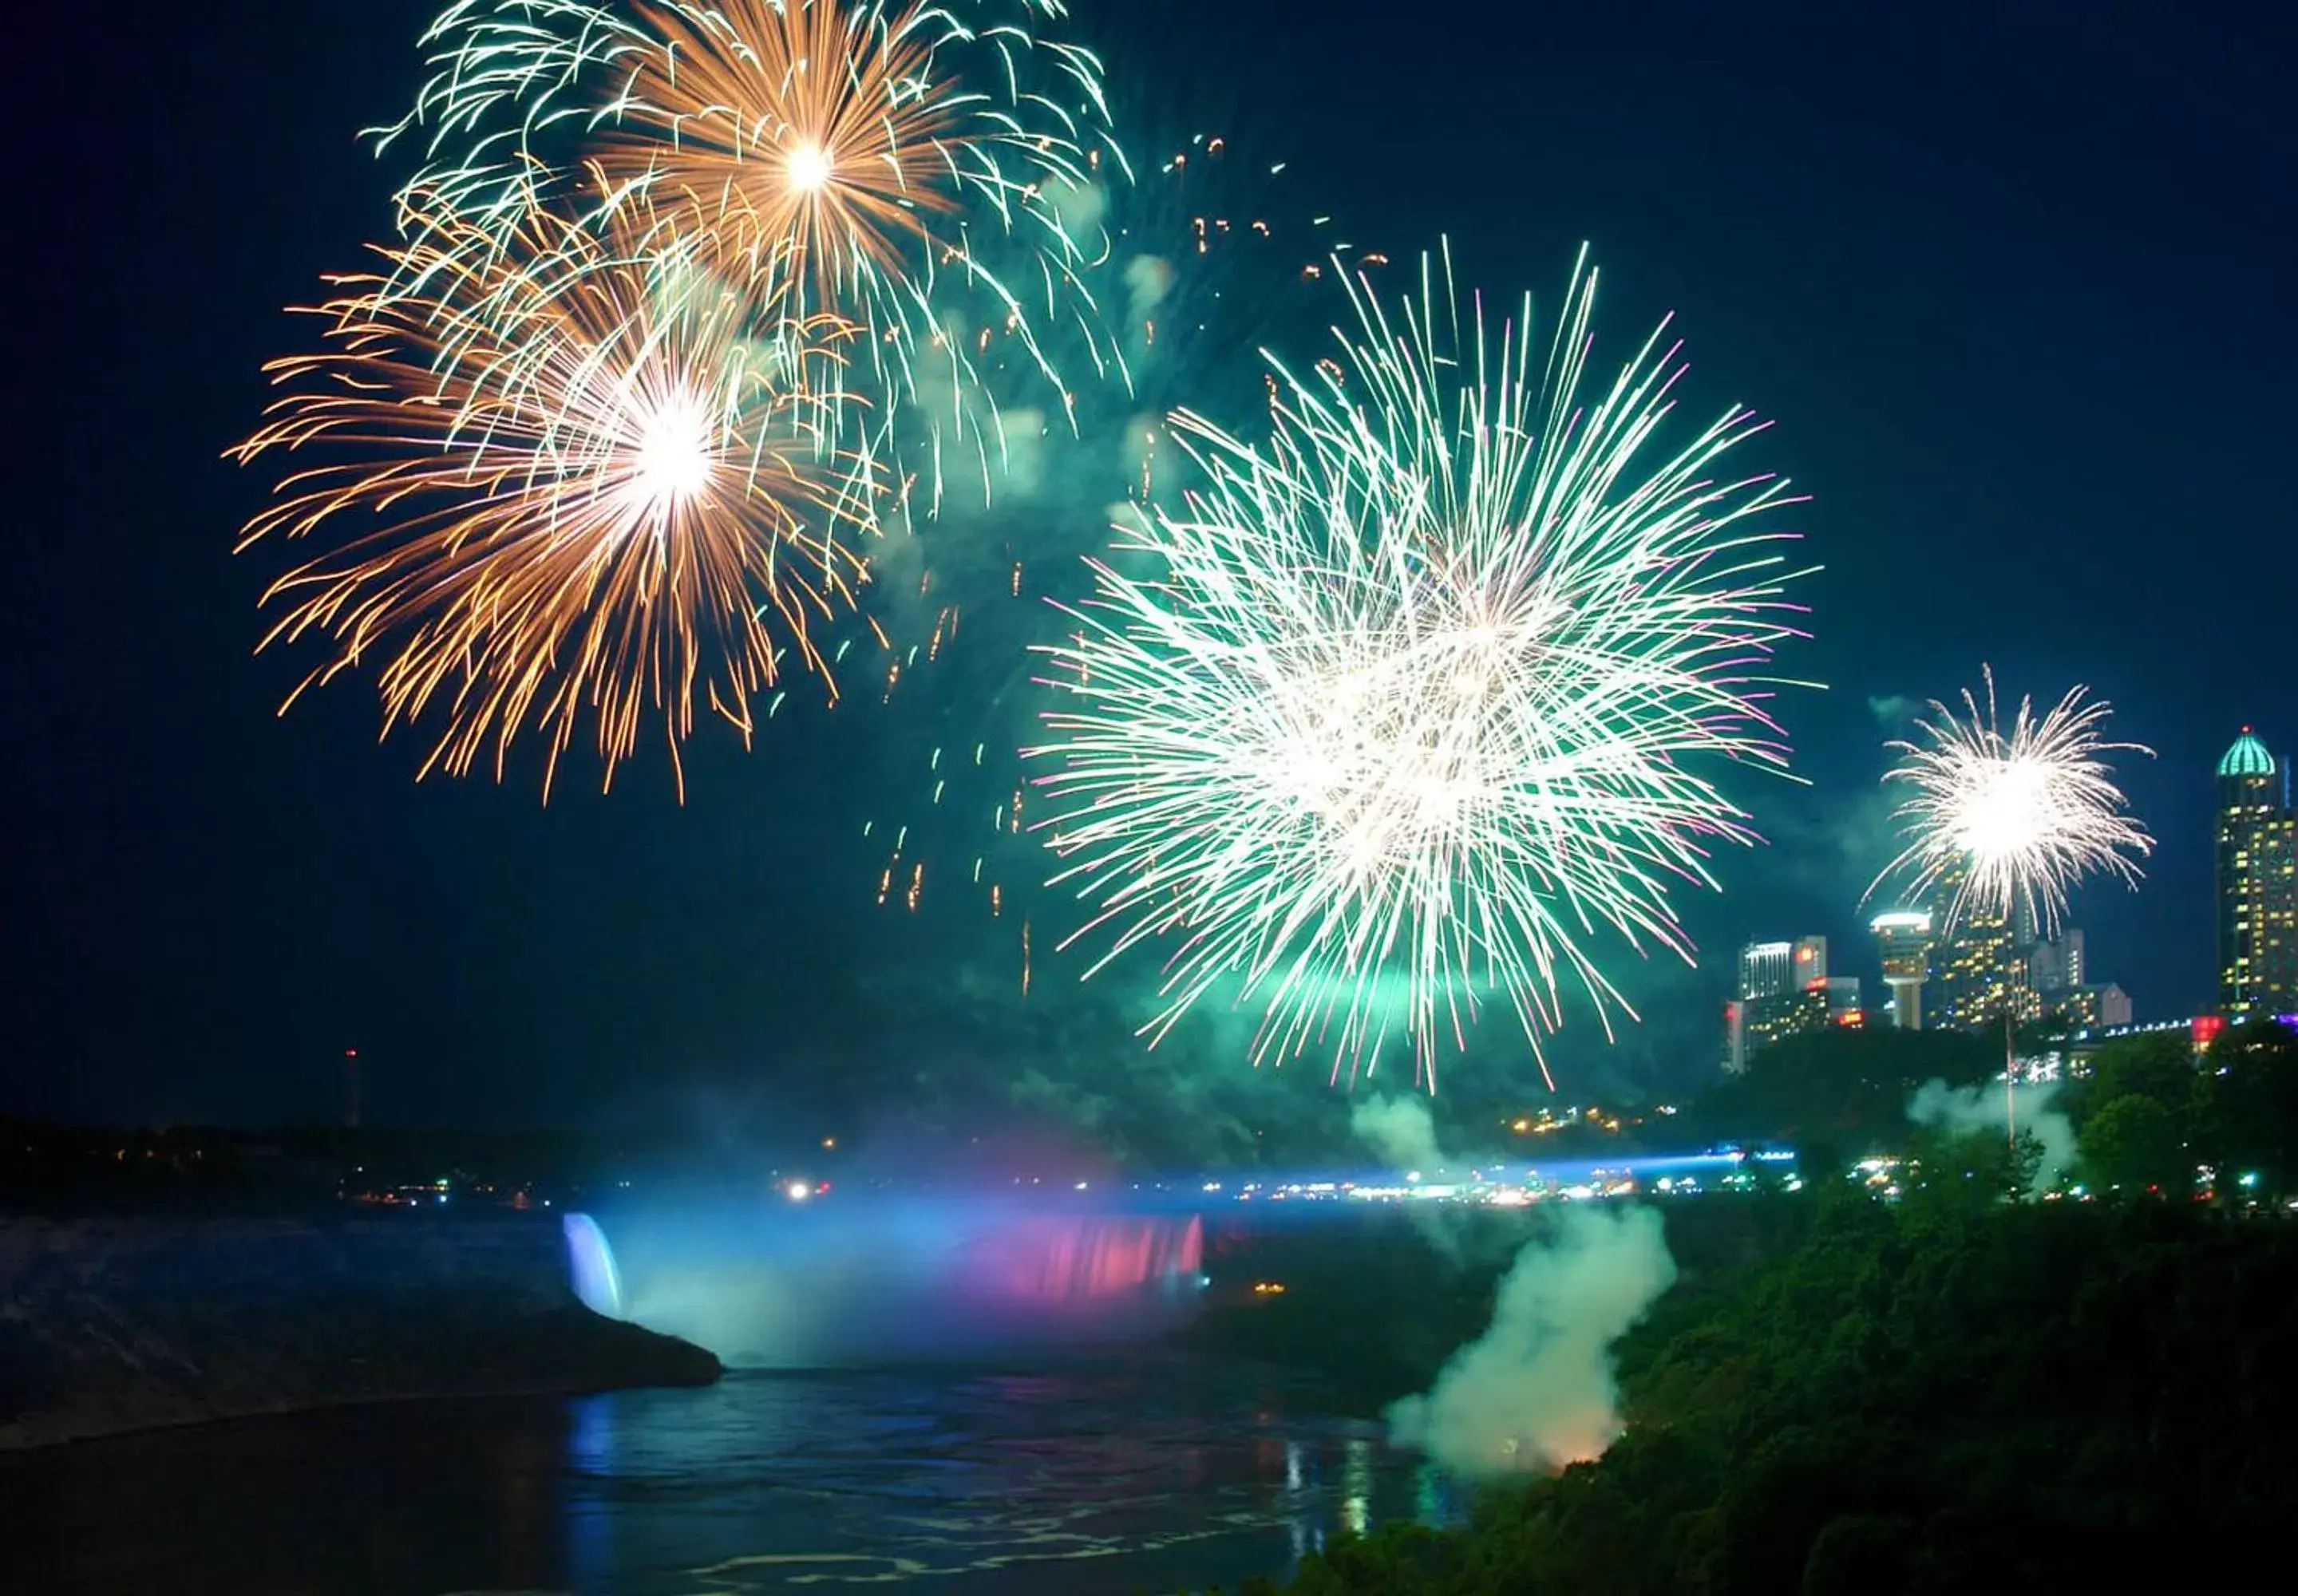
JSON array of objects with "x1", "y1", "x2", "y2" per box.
[
  {"x1": 229, "y1": 195, "x2": 880, "y2": 800},
  {"x1": 1027, "y1": 247, "x2": 1813, "y2": 1090},
  {"x1": 1868, "y1": 668, "x2": 2153, "y2": 937},
  {"x1": 373, "y1": 0, "x2": 1128, "y2": 497}
]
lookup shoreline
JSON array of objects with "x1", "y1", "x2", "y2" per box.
[
  {"x1": 0, "y1": 1213, "x2": 722, "y2": 1452},
  {"x1": 1, "y1": 1346, "x2": 721, "y2": 1453}
]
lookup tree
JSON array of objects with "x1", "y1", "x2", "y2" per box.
[
  {"x1": 2069, "y1": 1032, "x2": 2196, "y2": 1132},
  {"x1": 1687, "y1": 1028, "x2": 2000, "y2": 1152},
  {"x1": 2076, "y1": 1094, "x2": 2185, "y2": 1195},
  {"x1": 2194, "y1": 1021, "x2": 2298, "y2": 1199}
]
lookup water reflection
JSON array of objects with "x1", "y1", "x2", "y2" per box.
[
  {"x1": 2, "y1": 1361, "x2": 1453, "y2": 1595},
  {"x1": 1343, "y1": 1437, "x2": 1373, "y2": 1536}
]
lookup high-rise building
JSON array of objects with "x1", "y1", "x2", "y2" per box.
[
  {"x1": 1794, "y1": 975, "x2": 1865, "y2": 1033},
  {"x1": 1737, "y1": 940, "x2": 1795, "y2": 1001},
  {"x1": 2030, "y1": 928, "x2": 2086, "y2": 994},
  {"x1": 2054, "y1": 982, "x2": 2132, "y2": 1029},
  {"x1": 1725, "y1": 935, "x2": 1831, "y2": 1073},
  {"x1": 1919, "y1": 856, "x2": 2040, "y2": 1033},
  {"x1": 1871, "y1": 910, "x2": 1936, "y2": 1029},
  {"x1": 2027, "y1": 927, "x2": 2133, "y2": 1029},
  {"x1": 1931, "y1": 910, "x2": 2039, "y2": 1030},
  {"x1": 2216, "y1": 729, "x2": 2298, "y2": 1021}
]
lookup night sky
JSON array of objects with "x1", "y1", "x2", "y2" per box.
[{"x1": 5, "y1": 0, "x2": 2293, "y2": 1153}]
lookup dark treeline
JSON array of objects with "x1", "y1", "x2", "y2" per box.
[
  {"x1": 1217, "y1": 1021, "x2": 2298, "y2": 1593},
  {"x1": 1271, "y1": 1190, "x2": 2298, "y2": 1592},
  {"x1": 1675, "y1": 1026, "x2": 2000, "y2": 1167},
  {"x1": 0, "y1": 1117, "x2": 631, "y2": 1215}
]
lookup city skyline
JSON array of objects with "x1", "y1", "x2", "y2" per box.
[
  {"x1": 2, "y1": 0, "x2": 2291, "y2": 1132},
  {"x1": 1723, "y1": 727, "x2": 2264, "y2": 1074}
]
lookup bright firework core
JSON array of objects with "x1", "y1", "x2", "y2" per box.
[
  {"x1": 785, "y1": 142, "x2": 833, "y2": 194},
  {"x1": 1955, "y1": 757, "x2": 2052, "y2": 862},
  {"x1": 629, "y1": 389, "x2": 716, "y2": 512},
  {"x1": 1869, "y1": 667, "x2": 2153, "y2": 936}
]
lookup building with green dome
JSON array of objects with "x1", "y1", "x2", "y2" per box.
[{"x1": 2216, "y1": 728, "x2": 2297, "y2": 1020}]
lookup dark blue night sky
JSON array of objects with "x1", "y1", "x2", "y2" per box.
[{"x1": 4, "y1": 0, "x2": 2292, "y2": 1148}]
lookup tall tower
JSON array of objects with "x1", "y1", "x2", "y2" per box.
[
  {"x1": 2216, "y1": 729, "x2": 2298, "y2": 1021},
  {"x1": 1870, "y1": 911, "x2": 1936, "y2": 1029}
]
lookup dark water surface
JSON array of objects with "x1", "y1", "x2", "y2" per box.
[{"x1": 1, "y1": 1359, "x2": 1458, "y2": 1594}]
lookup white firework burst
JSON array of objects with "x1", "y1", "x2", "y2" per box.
[
  {"x1": 1026, "y1": 246, "x2": 1814, "y2": 1091},
  {"x1": 1869, "y1": 667, "x2": 2153, "y2": 938}
]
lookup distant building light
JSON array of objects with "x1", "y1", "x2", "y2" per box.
[{"x1": 1870, "y1": 911, "x2": 1932, "y2": 931}]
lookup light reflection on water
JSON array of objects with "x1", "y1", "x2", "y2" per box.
[
  {"x1": 561, "y1": 1364, "x2": 1454, "y2": 1592},
  {"x1": 0, "y1": 1359, "x2": 1457, "y2": 1596}
]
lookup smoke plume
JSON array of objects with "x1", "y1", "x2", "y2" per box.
[
  {"x1": 1351, "y1": 1093, "x2": 1477, "y2": 1262},
  {"x1": 1905, "y1": 1077, "x2": 2076, "y2": 1192},
  {"x1": 1387, "y1": 1203, "x2": 1678, "y2": 1478},
  {"x1": 1350, "y1": 1094, "x2": 1445, "y2": 1174}
]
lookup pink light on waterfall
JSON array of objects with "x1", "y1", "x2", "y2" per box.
[{"x1": 959, "y1": 1215, "x2": 1204, "y2": 1303}]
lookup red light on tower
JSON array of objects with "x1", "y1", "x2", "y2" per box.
[{"x1": 2193, "y1": 1014, "x2": 2225, "y2": 1051}]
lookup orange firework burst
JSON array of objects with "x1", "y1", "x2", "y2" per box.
[
  {"x1": 598, "y1": 0, "x2": 958, "y2": 297},
  {"x1": 584, "y1": 0, "x2": 1110, "y2": 318},
  {"x1": 230, "y1": 194, "x2": 880, "y2": 800},
  {"x1": 375, "y1": 0, "x2": 1124, "y2": 505}
]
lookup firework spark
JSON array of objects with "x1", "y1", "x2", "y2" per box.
[
  {"x1": 229, "y1": 196, "x2": 879, "y2": 800},
  {"x1": 373, "y1": 0, "x2": 1128, "y2": 492},
  {"x1": 1026, "y1": 247, "x2": 1813, "y2": 1090},
  {"x1": 849, "y1": 125, "x2": 1352, "y2": 962},
  {"x1": 1867, "y1": 668, "x2": 2153, "y2": 937}
]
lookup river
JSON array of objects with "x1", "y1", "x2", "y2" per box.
[{"x1": 0, "y1": 1357, "x2": 1459, "y2": 1594}]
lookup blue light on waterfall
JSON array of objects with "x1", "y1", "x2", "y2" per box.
[{"x1": 564, "y1": 1211, "x2": 626, "y2": 1319}]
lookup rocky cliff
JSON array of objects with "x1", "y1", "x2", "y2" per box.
[{"x1": 0, "y1": 1213, "x2": 719, "y2": 1448}]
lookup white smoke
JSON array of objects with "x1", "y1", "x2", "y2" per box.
[
  {"x1": 1349, "y1": 1092, "x2": 1481, "y2": 1263},
  {"x1": 1350, "y1": 1094, "x2": 1445, "y2": 1174},
  {"x1": 1388, "y1": 1204, "x2": 1678, "y2": 1478},
  {"x1": 1905, "y1": 1077, "x2": 2075, "y2": 1193},
  {"x1": 1123, "y1": 255, "x2": 1175, "y2": 323},
  {"x1": 1042, "y1": 173, "x2": 1108, "y2": 239},
  {"x1": 1868, "y1": 693, "x2": 1920, "y2": 728},
  {"x1": 994, "y1": 406, "x2": 1050, "y2": 500}
]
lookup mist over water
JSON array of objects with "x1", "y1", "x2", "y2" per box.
[{"x1": 575, "y1": 1190, "x2": 1207, "y2": 1366}]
